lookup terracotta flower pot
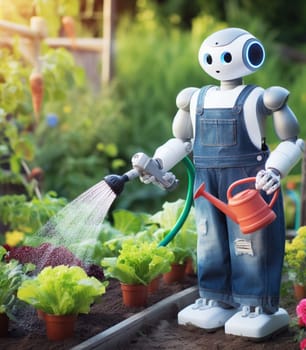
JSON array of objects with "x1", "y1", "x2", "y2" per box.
[
  {"x1": 293, "y1": 284, "x2": 306, "y2": 301},
  {"x1": 37, "y1": 309, "x2": 46, "y2": 320},
  {"x1": 185, "y1": 257, "x2": 196, "y2": 276},
  {"x1": 44, "y1": 314, "x2": 77, "y2": 341},
  {"x1": 120, "y1": 283, "x2": 148, "y2": 307},
  {"x1": 0, "y1": 313, "x2": 9, "y2": 337},
  {"x1": 163, "y1": 262, "x2": 186, "y2": 284},
  {"x1": 148, "y1": 276, "x2": 161, "y2": 294}
]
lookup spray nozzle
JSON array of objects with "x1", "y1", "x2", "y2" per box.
[{"x1": 104, "y1": 169, "x2": 139, "y2": 195}]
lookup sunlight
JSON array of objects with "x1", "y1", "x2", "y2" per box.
[{"x1": 0, "y1": 0, "x2": 33, "y2": 23}]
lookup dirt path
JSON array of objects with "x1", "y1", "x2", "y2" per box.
[{"x1": 126, "y1": 317, "x2": 298, "y2": 350}]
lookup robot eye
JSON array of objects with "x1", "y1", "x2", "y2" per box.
[
  {"x1": 221, "y1": 52, "x2": 232, "y2": 64},
  {"x1": 203, "y1": 54, "x2": 213, "y2": 65}
]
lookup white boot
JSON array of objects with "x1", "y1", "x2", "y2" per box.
[
  {"x1": 178, "y1": 298, "x2": 237, "y2": 331},
  {"x1": 225, "y1": 306, "x2": 290, "y2": 340}
]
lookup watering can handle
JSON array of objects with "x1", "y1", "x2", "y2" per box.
[{"x1": 227, "y1": 177, "x2": 279, "y2": 209}]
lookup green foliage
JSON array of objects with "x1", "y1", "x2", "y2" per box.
[
  {"x1": 0, "y1": 193, "x2": 67, "y2": 235},
  {"x1": 112, "y1": 209, "x2": 150, "y2": 235},
  {"x1": 0, "y1": 48, "x2": 29, "y2": 113},
  {"x1": 0, "y1": 44, "x2": 86, "y2": 238},
  {"x1": 0, "y1": 0, "x2": 34, "y2": 25},
  {"x1": 0, "y1": 48, "x2": 34, "y2": 188},
  {"x1": 285, "y1": 65, "x2": 306, "y2": 147},
  {"x1": 97, "y1": 210, "x2": 152, "y2": 259},
  {"x1": 79, "y1": 200, "x2": 194, "y2": 269},
  {"x1": 231, "y1": 0, "x2": 306, "y2": 44},
  {"x1": 0, "y1": 247, "x2": 34, "y2": 318},
  {"x1": 101, "y1": 240, "x2": 174, "y2": 285},
  {"x1": 40, "y1": 47, "x2": 85, "y2": 101},
  {"x1": 115, "y1": 16, "x2": 214, "y2": 157},
  {"x1": 98, "y1": 199, "x2": 197, "y2": 267},
  {"x1": 137, "y1": 0, "x2": 203, "y2": 29},
  {"x1": 284, "y1": 226, "x2": 306, "y2": 285},
  {"x1": 144, "y1": 0, "x2": 306, "y2": 46},
  {"x1": 0, "y1": 121, "x2": 35, "y2": 179},
  {"x1": 149, "y1": 199, "x2": 197, "y2": 264},
  {"x1": 67, "y1": 222, "x2": 122, "y2": 265},
  {"x1": 17, "y1": 265, "x2": 108, "y2": 315},
  {"x1": 34, "y1": 0, "x2": 80, "y2": 36},
  {"x1": 33, "y1": 85, "x2": 127, "y2": 200}
]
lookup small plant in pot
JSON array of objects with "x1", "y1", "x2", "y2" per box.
[
  {"x1": 17, "y1": 264, "x2": 108, "y2": 341},
  {"x1": 101, "y1": 240, "x2": 174, "y2": 307},
  {"x1": 284, "y1": 226, "x2": 306, "y2": 300},
  {"x1": 149, "y1": 199, "x2": 197, "y2": 283},
  {"x1": 158, "y1": 232, "x2": 194, "y2": 284},
  {"x1": 0, "y1": 246, "x2": 34, "y2": 337}
]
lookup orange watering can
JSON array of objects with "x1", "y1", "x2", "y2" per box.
[{"x1": 194, "y1": 177, "x2": 279, "y2": 234}]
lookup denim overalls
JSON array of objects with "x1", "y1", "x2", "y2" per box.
[{"x1": 193, "y1": 85, "x2": 285, "y2": 313}]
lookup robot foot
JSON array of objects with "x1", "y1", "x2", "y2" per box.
[
  {"x1": 225, "y1": 306, "x2": 290, "y2": 341},
  {"x1": 178, "y1": 298, "x2": 237, "y2": 332}
]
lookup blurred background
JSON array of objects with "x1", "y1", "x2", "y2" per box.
[{"x1": 0, "y1": 0, "x2": 305, "y2": 230}]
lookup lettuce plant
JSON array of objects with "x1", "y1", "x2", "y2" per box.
[
  {"x1": 17, "y1": 265, "x2": 108, "y2": 315},
  {"x1": 101, "y1": 240, "x2": 174, "y2": 285},
  {"x1": 150, "y1": 199, "x2": 197, "y2": 265},
  {"x1": 0, "y1": 246, "x2": 34, "y2": 319}
]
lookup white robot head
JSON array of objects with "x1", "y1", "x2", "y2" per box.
[{"x1": 198, "y1": 28, "x2": 265, "y2": 81}]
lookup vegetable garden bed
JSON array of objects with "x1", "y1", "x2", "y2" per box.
[
  {"x1": 0, "y1": 275, "x2": 197, "y2": 350},
  {"x1": 0, "y1": 274, "x2": 300, "y2": 350}
]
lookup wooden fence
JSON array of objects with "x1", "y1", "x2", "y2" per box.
[{"x1": 0, "y1": 0, "x2": 116, "y2": 89}]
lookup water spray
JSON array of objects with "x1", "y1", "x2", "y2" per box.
[{"x1": 104, "y1": 153, "x2": 195, "y2": 246}]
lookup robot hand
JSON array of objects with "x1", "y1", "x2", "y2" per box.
[
  {"x1": 131, "y1": 152, "x2": 179, "y2": 191},
  {"x1": 140, "y1": 170, "x2": 178, "y2": 191},
  {"x1": 255, "y1": 169, "x2": 280, "y2": 195}
]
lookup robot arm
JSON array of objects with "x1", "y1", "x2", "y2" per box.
[
  {"x1": 133, "y1": 88, "x2": 196, "y2": 190},
  {"x1": 256, "y1": 86, "x2": 305, "y2": 194}
]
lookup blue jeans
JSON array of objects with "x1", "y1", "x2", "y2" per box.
[{"x1": 194, "y1": 165, "x2": 285, "y2": 314}]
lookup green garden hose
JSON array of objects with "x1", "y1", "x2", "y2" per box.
[{"x1": 158, "y1": 156, "x2": 195, "y2": 247}]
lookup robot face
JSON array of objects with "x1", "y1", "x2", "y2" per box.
[{"x1": 198, "y1": 28, "x2": 265, "y2": 81}]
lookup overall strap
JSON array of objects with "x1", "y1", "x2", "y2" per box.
[
  {"x1": 232, "y1": 84, "x2": 257, "y2": 114},
  {"x1": 196, "y1": 85, "x2": 214, "y2": 115}
]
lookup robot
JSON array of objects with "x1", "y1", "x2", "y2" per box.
[{"x1": 134, "y1": 28, "x2": 304, "y2": 339}]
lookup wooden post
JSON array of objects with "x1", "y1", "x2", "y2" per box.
[
  {"x1": 0, "y1": 17, "x2": 47, "y2": 69},
  {"x1": 0, "y1": 19, "x2": 46, "y2": 39},
  {"x1": 102, "y1": 0, "x2": 116, "y2": 85},
  {"x1": 30, "y1": 17, "x2": 47, "y2": 72},
  {"x1": 301, "y1": 144, "x2": 306, "y2": 225}
]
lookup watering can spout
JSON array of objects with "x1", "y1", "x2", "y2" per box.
[{"x1": 194, "y1": 183, "x2": 238, "y2": 223}]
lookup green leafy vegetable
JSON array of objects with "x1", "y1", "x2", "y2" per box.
[
  {"x1": 101, "y1": 240, "x2": 174, "y2": 285},
  {"x1": 150, "y1": 199, "x2": 197, "y2": 265},
  {"x1": 17, "y1": 265, "x2": 108, "y2": 315},
  {"x1": 112, "y1": 209, "x2": 150, "y2": 235},
  {"x1": 0, "y1": 246, "x2": 34, "y2": 319}
]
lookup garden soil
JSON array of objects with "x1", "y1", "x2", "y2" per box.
[{"x1": 0, "y1": 275, "x2": 299, "y2": 350}]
